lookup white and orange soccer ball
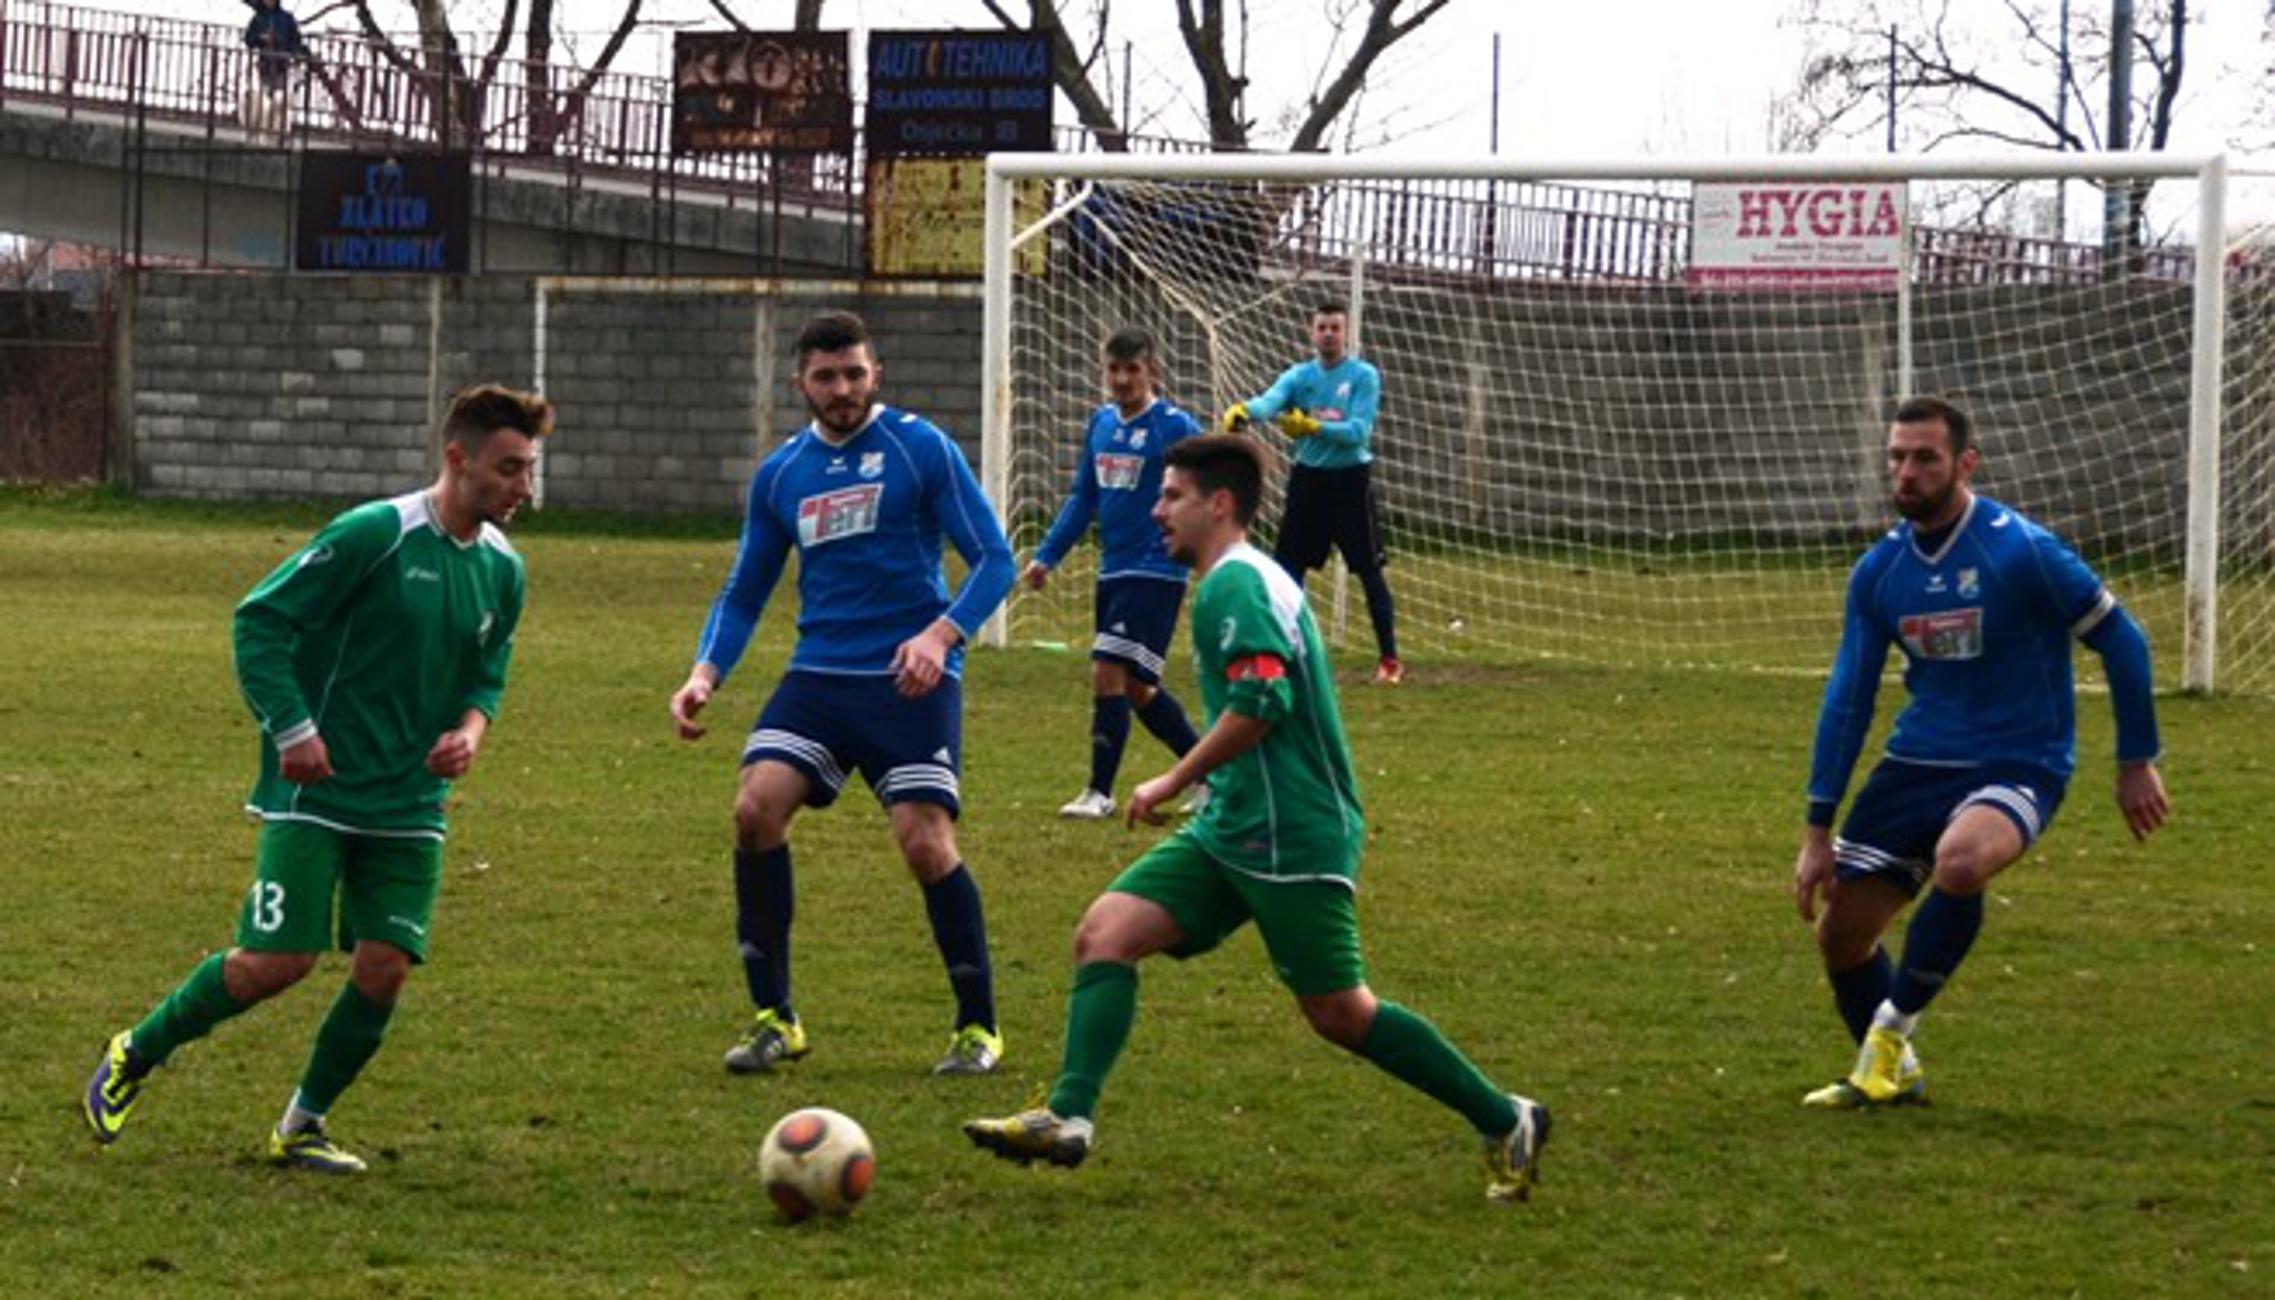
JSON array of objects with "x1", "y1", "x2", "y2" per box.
[{"x1": 759, "y1": 1108, "x2": 875, "y2": 1222}]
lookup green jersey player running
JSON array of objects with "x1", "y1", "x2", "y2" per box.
[
  {"x1": 963, "y1": 434, "x2": 1549, "y2": 1203},
  {"x1": 81, "y1": 384, "x2": 553, "y2": 1174}
]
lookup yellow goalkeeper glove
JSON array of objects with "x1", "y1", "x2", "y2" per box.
[
  {"x1": 1276, "y1": 409, "x2": 1322, "y2": 438},
  {"x1": 1220, "y1": 405, "x2": 1251, "y2": 434}
]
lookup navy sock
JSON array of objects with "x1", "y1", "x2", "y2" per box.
[
  {"x1": 1830, "y1": 947, "x2": 1894, "y2": 1043},
  {"x1": 1890, "y1": 888, "x2": 1985, "y2": 1016},
  {"x1": 732, "y1": 845, "x2": 794, "y2": 1017},
  {"x1": 922, "y1": 865, "x2": 996, "y2": 1032},
  {"x1": 1134, "y1": 689, "x2": 1199, "y2": 756},
  {"x1": 1088, "y1": 695, "x2": 1132, "y2": 796},
  {"x1": 1358, "y1": 567, "x2": 1399, "y2": 660}
]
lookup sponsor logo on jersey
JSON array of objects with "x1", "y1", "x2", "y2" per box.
[
  {"x1": 1096, "y1": 453, "x2": 1145, "y2": 491},
  {"x1": 405, "y1": 565, "x2": 442, "y2": 583},
  {"x1": 1900, "y1": 607, "x2": 1984, "y2": 661},
  {"x1": 797, "y1": 484, "x2": 884, "y2": 547},
  {"x1": 859, "y1": 451, "x2": 885, "y2": 480},
  {"x1": 1958, "y1": 566, "x2": 1980, "y2": 597}
]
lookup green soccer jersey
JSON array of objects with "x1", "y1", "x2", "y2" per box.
[
  {"x1": 1184, "y1": 543, "x2": 1365, "y2": 882},
  {"x1": 234, "y1": 491, "x2": 525, "y2": 838}
]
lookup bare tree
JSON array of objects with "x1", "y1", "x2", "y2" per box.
[
  {"x1": 343, "y1": 0, "x2": 643, "y2": 151},
  {"x1": 1780, "y1": 0, "x2": 2192, "y2": 260},
  {"x1": 982, "y1": 0, "x2": 1454, "y2": 152}
]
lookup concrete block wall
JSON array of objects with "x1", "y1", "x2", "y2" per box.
[{"x1": 130, "y1": 272, "x2": 984, "y2": 513}]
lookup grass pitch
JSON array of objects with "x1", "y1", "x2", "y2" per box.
[{"x1": 1, "y1": 491, "x2": 2270, "y2": 1297}]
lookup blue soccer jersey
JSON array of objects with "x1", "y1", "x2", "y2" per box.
[
  {"x1": 1808, "y1": 494, "x2": 2159, "y2": 810},
  {"x1": 695, "y1": 404, "x2": 1016, "y2": 681},
  {"x1": 1239, "y1": 356, "x2": 1381, "y2": 470},
  {"x1": 1033, "y1": 398, "x2": 1200, "y2": 581}
]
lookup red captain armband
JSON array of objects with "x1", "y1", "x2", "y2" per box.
[{"x1": 1225, "y1": 653, "x2": 1287, "y2": 683}]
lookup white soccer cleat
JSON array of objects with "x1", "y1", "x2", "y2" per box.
[{"x1": 1058, "y1": 789, "x2": 1116, "y2": 820}]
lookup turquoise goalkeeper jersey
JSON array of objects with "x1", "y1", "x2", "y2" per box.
[
  {"x1": 235, "y1": 490, "x2": 525, "y2": 837},
  {"x1": 1185, "y1": 543, "x2": 1365, "y2": 883}
]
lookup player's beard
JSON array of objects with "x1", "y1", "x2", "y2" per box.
[
  {"x1": 1893, "y1": 480, "x2": 1954, "y2": 522},
  {"x1": 807, "y1": 393, "x2": 871, "y2": 438}
]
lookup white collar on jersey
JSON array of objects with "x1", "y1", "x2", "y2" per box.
[
  {"x1": 809, "y1": 404, "x2": 885, "y2": 449},
  {"x1": 1906, "y1": 492, "x2": 1978, "y2": 566}
]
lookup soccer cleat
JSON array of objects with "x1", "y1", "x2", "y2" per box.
[
  {"x1": 1847, "y1": 1025, "x2": 1911, "y2": 1103},
  {"x1": 724, "y1": 1009, "x2": 810, "y2": 1075},
  {"x1": 1803, "y1": 1047, "x2": 1927, "y2": 1109},
  {"x1": 1058, "y1": 789, "x2": 1116, "y2": 821},
  {"x1": 1373, "y1": 656, "x2": 1406, "y2": 686},
  {"x1": 83, "y1": 1031, "x2": 147, "y2": 1145},
  {"x1": 266, "y1": 1120, "x2": 367, "y2": 1174},
  {"x1": 1484, "y1": 1095, "x2": 1551, "y2": 1203},
  {"x1": 963, "y1": 1105, "x2": 1094, "y2": 1168},
  {"x1": 933, "y1": 1023, "x2": 1005, "y2": 1076}
]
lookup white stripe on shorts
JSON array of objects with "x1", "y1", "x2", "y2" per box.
[{"x1": 744, "y1": 728, "x2": 847, "y2": 793}]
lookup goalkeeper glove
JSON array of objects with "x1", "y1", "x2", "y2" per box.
[
  {"x1": 1276, "y1": 409, "x2": 1322, "y2": 439},
  {"x1": 1220, "y1": 405, "x2": 1251, "y2": 434}
]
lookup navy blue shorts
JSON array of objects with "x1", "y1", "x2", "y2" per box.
[
  {"x1": 743, "y1": 670, "x2": 963, "y2": 816},
  {"x1": 1834, "y1": 758, "x2": 2067, "y2": 897},
  {"x1": 1092, "y1": 576, "x2": 1186, "y2": 685}
]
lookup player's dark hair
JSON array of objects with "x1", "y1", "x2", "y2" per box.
[
  {"x1": 1312, "y1": 300, "x2": 1349, "y2": 320},
  {"x1": 1103, "y1": 326, "x2": 1158, "y2": 364},
  {"x1": 795, "y1": 311, "x2": 872, "y2": 364},
  {"x1": 442, "y1": 383, "x2": 553, "y2": 448},
  {"x1": 1894, "y1": 395, "x2": 1973, "y2": 456},
  {"x1": 1165, "y1": 434, "x2": 1266, "y2": 526}
]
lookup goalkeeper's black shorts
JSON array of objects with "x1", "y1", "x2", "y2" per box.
[{"x1": 1274, "y1": 462, "x2": 1386, "y2": 576}]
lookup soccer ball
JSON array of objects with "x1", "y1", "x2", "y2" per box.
[{"x1": 759, "y1": 1107, "x2": 875, "y2": 1222}]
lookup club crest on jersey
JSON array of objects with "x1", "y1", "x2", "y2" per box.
[
  {"x1": 1130, "y1": 428, "x2": 1148, "y2": 449},
  {"x1": 798, "y1": 484, "x2": 884, "y2": 547},
  {"x1": 859, "y1": 451, "x2": 885, "y2": 480},
  {"x1": 1096, "y1": 453, "x2": 1144, "y2": 491},
  {"x1": 1958, "y1": 567, "x2": 1980, "y2": 597},
  {"x1": 1899, "y1": 607, "x2": 1983, "y2": 661}
]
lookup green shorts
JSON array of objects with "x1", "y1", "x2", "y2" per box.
[
  {"x1": 236, "y1": 820, "x2": 443, "y2": 963},
  {"x1": 1108, "y1": 830, "x2": 1365, "y2": 997}
]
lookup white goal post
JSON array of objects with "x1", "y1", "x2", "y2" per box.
[{"x1": 981, "y1": 150, "x2": 2265, "y2": 693}]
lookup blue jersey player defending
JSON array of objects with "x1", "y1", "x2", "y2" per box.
[
  {"x1": 670, "y1": 311, "x2": 1018, "y2": 1078},
  {"x1": 1795, "y1": 397, "x2": 2170, "y2": 1108},
  {"x1": 1023, "y1": 327, "x2": 1204, "y2": 820}
]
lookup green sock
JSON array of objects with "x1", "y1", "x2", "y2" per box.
[
  {"x1": 1046, "y1": 962, "x2": 1138, "y2": 1121},
  {"x1": 1359, "y1": 1001, "x2": 1519, "y2": 1136},
  {"x1": 294, "y1": 983, "x2": 396, "y2": 1116},
  {"x1": 130, "y1": 952, "x2": 250, "y2": 1068}
]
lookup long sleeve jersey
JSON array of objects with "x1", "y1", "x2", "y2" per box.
[
  {"x1": 1032, "y1": 397, "x2": 1200, "y2": 582},
  {"x1": 1807, "y1": 494, "x2": 2160, "y2": 821},
  {"x1": 694, "y1": 404, "x2": 1016, "y2": 682},
  {"x1": 1238, "y1": 356, "x2": 1382, "y2": 470}
]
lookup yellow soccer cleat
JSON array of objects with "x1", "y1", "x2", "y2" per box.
[
  {"x1": 963, "y1": 1103, "x2": 1093, "y2": 1168},
  {"x1": 266, "y1": 1120, "x2": 368, "y2": 1175},
  {"x1": 1484, "y1": 1095, "x2": 1551, "y2": 1203},
  {"x1": 1805, "y1": 1034, "x2": 1927, "y2": 1107},
  {"x1": 933, "y1": 1023, "x2": 1005, "y2": 1076},
  {"x1": 1848, "y1": 1025, "x2": 1910, "y2": 1103},
  {"x1": 724, "y1": 1008, "x2": 809, "y2": 1075}
]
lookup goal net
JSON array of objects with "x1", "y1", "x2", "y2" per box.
[{"x1": 981, "y1": 154, "x2": 2275, "y2": 695}]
